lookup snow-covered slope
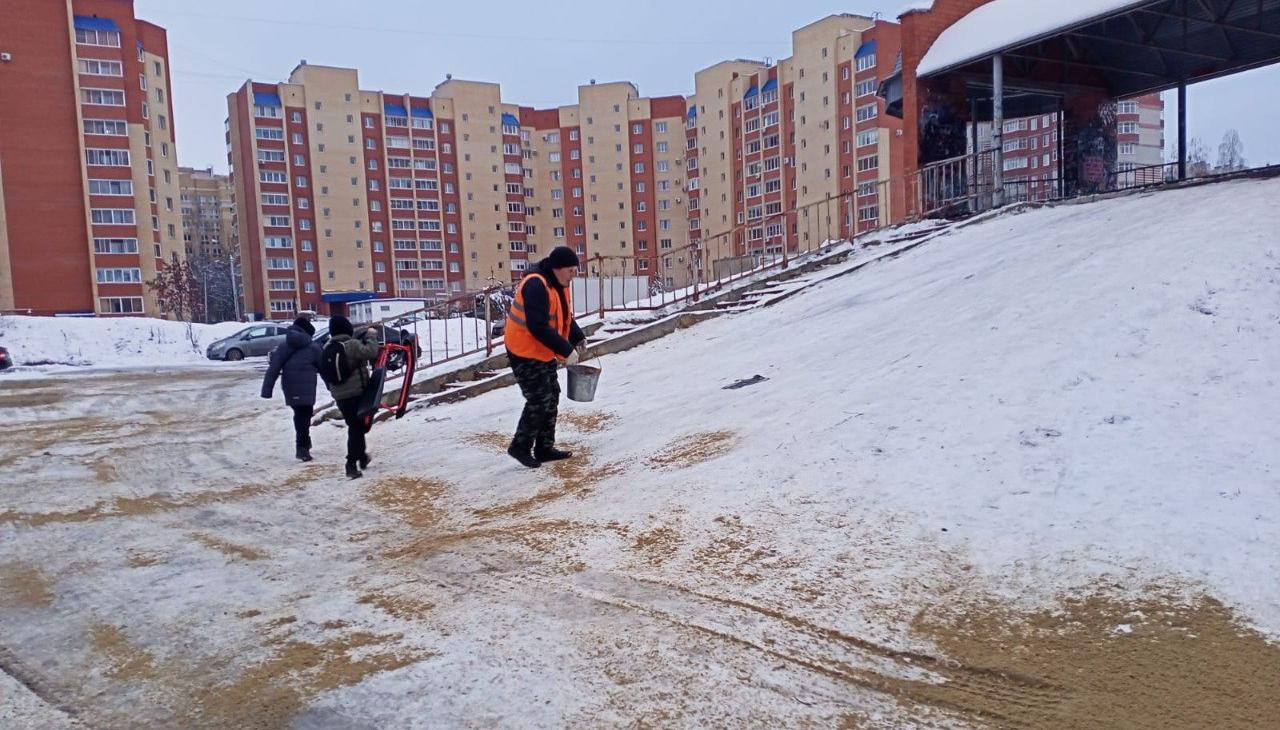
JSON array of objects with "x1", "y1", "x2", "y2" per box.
[
  {"x1": 0, "y1": 315, "x2": 250, "y2": 370},
  {"x1": 419, "y1": 175, "x2": 1280, "y2": 622}
]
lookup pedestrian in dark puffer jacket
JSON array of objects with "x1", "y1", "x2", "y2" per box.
[
  {"x1": 324, "y1": 315, "x2": 382, "y2": 479},
  {"x1": 261, "y1": 317, "x2": 322, "y2": 461}
]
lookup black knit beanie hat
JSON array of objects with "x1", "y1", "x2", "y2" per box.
[
  {"x1": 547, "y1": 246, "x2": 579, "y2": 269},
  {"x1": 329, "y1": 315, "x2": 354, "y2": 337},
  {"x1": 292, "y1": 317, "x2": 316, "y2": 335}
]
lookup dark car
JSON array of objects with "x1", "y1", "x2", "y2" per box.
[
  {"x1": 0, "y1": 346, "x2": 11, "y2": 371},
  {"x1": 313, "y1": 324, "x2": 421, "y2": 371}
]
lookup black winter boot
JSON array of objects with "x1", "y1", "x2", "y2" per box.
[
  {"x1": 296, "y1": 447, "x2": 313, "y2": 462},
  {"x1": 359, "y1": 453, "x2": 372, "y2": 470},
  {"x1": 507, "y1": 442, "x2": 541, "y2": 469},
  {"x1": 345, "y1": 461, "x2": 363, "y2": 479},
  {"x1": 534, "y1": 446, "x2": 573, "y2": 462}
]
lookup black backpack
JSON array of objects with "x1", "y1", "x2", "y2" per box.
[{"x1": 319, "y1": 339, "x2": 354, "y2": 385}]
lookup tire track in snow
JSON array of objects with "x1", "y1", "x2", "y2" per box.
[{"x1": 490, "y1": 568, "x2": 1069, "y2": 725}]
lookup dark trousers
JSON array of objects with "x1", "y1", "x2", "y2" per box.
[
  {"x1": 511, "y1": 357, "x2": 560, "y2": 451},
  {"x1": 291, "y1": 404, "x2": 314, "y2": 452},
  {"x1": 335, "y1": 396, "x2": 370, "y2": 464}
]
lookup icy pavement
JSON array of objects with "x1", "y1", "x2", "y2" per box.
[{"x1": 3, "y1": 178, "x2": 1280, "y2": 728}]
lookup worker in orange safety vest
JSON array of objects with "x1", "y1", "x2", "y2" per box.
[{"x1": 503, "y1": 245, "x2": 587, "y2": 468}]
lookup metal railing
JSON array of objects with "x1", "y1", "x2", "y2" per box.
[
  {"x1": 578, "y1": 189, "x2": 868, "y2": 317},
  {"x1": 358, "y1": 285, "x2": 507, "y2": 372},
  {"x1": 906, "y1": 149, "x2": 997, "y2": 220}
]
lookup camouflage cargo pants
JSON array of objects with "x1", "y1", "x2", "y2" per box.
[{"x1": 511, "y1": 358, "x2": 560, "y2": 450}]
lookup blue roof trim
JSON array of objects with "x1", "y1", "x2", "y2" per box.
[
  {"x1": 383, "y1": 102, "x2": 408, "y2": 117},
  {"x1": 687, "y1": 106, "x2": 697, "y2": 119},
  {"x1": 74, "y1": 15, "x2": 121, "y2": 32},
  {"x1": 322, "y1": 291, "x2": 377, "y2": 304},
  {"x1": 744, "y1": 85, "x2": 759, "y2": 99},
  {"x1": 252, "y1": 92, "x2": 282, "y2": 107},
  {"x1": 501, "y1": 112, "x2": 521, "y2": 126},
  {"x1": 411, "y1": 106, "x2": 433, "y2": 118},
  {"x1": 856, "y1": 40, "x2": 877, "y2": 58},
  {"x1": 761, "y1": 78, "x2": 778, "y2": 94}
]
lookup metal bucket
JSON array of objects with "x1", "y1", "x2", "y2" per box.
[{"x1": 566, "y1": 363, "x2": 601, "y2": 402}]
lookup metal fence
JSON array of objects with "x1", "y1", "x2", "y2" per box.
[
  {"x1": 361, "y1": 285, "x2": 505, "y2": 371},
  {"x1": 579, "y1": 189, "x2": 865, "y2": 317}
]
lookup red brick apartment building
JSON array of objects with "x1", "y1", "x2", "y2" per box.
[{"x1": 0, "y1": 0, "x2": 182, "y2": 317}]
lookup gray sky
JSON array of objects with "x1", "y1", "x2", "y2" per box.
[{"x1": 134, "y1": 0, "x2": 1280, "y2": 174}]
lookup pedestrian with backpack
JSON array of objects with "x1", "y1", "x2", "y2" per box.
[
  {"x1": 319, "y1": 315, "x2": 382, "y2": 479},
  {"x1": 260, "y1": 317, "x2": 322, "y2": 462},
  {"x1": 504, "y1": 246, "x2": 588, "y2": 468}
]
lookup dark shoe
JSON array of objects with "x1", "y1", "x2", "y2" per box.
[
  {"x1": 296, "y1": 448, "x2": 313, "y2": 462},
  {"x1": 534, "y1": 446, "x2": 573, "y2": 462},
  {"x1": 345, "y1": 462, "x2": 363, "y2": 479},
  {"x1": 507, "y1": 443, "x2": 541, "y2": 469},
  {"x1": 359, "y1": 453, "x2": 372, "y2": 470}
]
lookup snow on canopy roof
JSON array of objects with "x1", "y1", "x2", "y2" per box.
[
  {"x1": 917, "y1": 0, "x2": 1155, "y2": 77},
  {"x1": 897, "y1": 1, "x2": 934, "y2": 16}
]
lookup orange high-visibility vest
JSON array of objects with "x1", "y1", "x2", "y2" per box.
[{"x1": 505, "y1": 273, "x2": 573, "y2": 361}]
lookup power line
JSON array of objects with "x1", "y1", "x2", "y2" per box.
[{"x1": 153, "y1": 9, "x2": 782, "y2": 48}]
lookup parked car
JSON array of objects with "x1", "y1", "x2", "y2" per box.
[
  {"x1": 0, "y1": 346, "x2": 11, "y2": 371},
  {"x1": 313, "y1": 324, "x2": 421, "y2": 370},
  {"x1": 206, "y1": 323, "x2": 290, "y2": 361}
]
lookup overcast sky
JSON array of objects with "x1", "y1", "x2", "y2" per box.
[{"x1": 134, "y1": 0, "x2": 1280, "y2": 174}]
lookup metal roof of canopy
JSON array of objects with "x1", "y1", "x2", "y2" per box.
[{"x1": 918, "y1": 0, "x2": 1280, "y2": 99}]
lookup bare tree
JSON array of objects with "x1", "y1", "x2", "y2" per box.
[
  {"x1": 187, "y1": 250, "x2": 243, "y2": 323},
  {"x1": 1216, "y1": 129, "x2": 1247, "y2": 173},
  {"x1": 147, "y1": 253, "x2": 202, "y2": 322},
  {"x1": 1187, "y1": 137, "x2": 1212, "y2": 177}
]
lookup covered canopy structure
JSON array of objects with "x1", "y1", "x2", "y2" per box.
[{"x1": 893, "y1": 0, "x2": 1280, "y2": 209}]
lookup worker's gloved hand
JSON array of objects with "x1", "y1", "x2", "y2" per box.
[{"x1": 564, "y1": 349, "x2": 582, "y2": 367}]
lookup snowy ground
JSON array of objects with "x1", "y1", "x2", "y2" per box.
[
  {"x1": 0, "y1": 315, "x2": 253, "y2": 372},
  {"x1": 3, "y1": 178, "x2": 1280, "y2": 728}
]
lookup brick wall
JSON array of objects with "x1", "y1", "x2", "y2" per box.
[{"x1": 900, "y1": 0, "x2": 997, "y2": 174}]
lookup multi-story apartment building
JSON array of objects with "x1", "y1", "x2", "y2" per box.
[
  {"x1": 969, "y1": 92, "x2": 1165, "y2": 197},
  {"x1": 229, "y1": 66, "x2": 689, "y2": 318},
  {"x1": 520, "y1": 83, "x2": 688, "y2": 290},
  {"x1": 1, "y1": 0, "x2": 182, "y2": 317},
  {"x1": 179, "y1": 167, "x2": 236, "y2": 258},
  {"x1": 684, "y1": 15, "x2": 905, "y2": 264}
]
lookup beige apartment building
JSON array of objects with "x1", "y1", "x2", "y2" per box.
[
  {"x1": 178, "y1": 166, "x2": 235, "y2": 258},
  {"x1": 686, "y1": 14, "x2": 905, "y2": 256},
  {"x1": 229, "y1": 65, "x2": 689, "y2": 318}
]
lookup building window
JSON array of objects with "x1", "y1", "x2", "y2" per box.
[
  {"x1": 99, "y1": 297, "x2": 144, "y2": 313},
  {"x1": 855, "y1": 103, "x2": 878, "y2": 123},
  {"x1": 856, "y1": 53, "x2": 876, "y2": 72},
  {"x1": 1118, "y1": 122, "x2": 1139, "y2": 134},
  {"x1": 76, "y1": 28, "x2": 121, "y2": 47},
  {"x1": 90, "y1": 208, "x2": 136, "y2": 225},
  {"x1": 78, "y1": 59, "x2": 123, "y2": 76},
  {"x1": 856, "y1": 155, "x2": 878, "y2": 172},
  {"x1": 857, "y1": 129, "x2": 879, "y2": 148},
  {"x1": 95, "y1": 267, "x2": 143, "y2": 284},
  {"x1": 80, "y1": 88, "x2": 125, "y2": 106},
  {"x1": 88, "y1": 179, "x2": 133, "y2": 196},
  {"x1": 254, "y1": 104, "x2": 281, "y2": 119},
  {"x1": 856, "y1": 79, "x2": 877, "y2": 97}
]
